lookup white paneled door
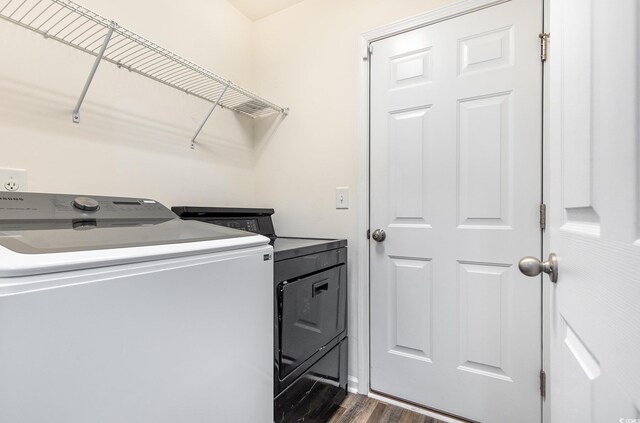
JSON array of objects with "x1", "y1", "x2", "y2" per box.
[
  {"x1": 369, "y1": 1, "x2": 542, "y2": 422},
  {"x1": 549, "y1": 0, "x2": 640, "y2": 421}
]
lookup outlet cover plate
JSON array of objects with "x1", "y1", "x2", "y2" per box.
[{"x1": 0, "y1": 168, "x2": 28, "y2": 192}]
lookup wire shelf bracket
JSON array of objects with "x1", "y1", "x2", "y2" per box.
[
  {"x1": 72, "y1": 23, "x2": 113, "y2": 123},
  {"x1": 191, "y1": 81, "x2": 229, "y2": 149},
  {"x1": 0, "y1": 0, "x2": 288, "y2": 142}
]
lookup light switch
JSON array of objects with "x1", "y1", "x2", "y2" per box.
[{"x1": 336, "y1": 187, "x2": 349, "y2": 209}]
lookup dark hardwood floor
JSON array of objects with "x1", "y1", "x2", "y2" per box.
[{"x1": 327, "y1": 394, "x2": 447, "y2": 423}]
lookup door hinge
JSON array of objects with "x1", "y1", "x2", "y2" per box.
[
  {"x1": 540, "y1": 203, "x2": 547, "y2": 230},
  {"x1": 540, "y1": 369, "x2": 546, "y2": 399},
  {"x1": 363, "y1": 44, "x2": 373, "y2": 61},
  {"x1": 539, "y1": 32, "x2": 550, "y2": 62},
  {"x1": 367, "y1": 229, "x2": 371, "y2": 239}
]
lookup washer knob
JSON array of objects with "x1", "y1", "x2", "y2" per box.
[{"x1": 73, "y1": 196, "x2": 99, "y2": 212}]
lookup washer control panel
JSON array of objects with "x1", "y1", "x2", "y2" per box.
[{"x1": 0, "y1": 192, "x2": 176, "y2": 221}]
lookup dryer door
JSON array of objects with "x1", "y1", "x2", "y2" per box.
[{"x1": 278, "y1": 264, "x2": 346, "y2": 380}]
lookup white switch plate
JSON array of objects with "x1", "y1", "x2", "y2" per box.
[
  {"x1": 336, "y1": 187, "x2": 349, "y2": 209},
  {"x1": 0, "y1": 168, "x2": 28, "y2": 192}
]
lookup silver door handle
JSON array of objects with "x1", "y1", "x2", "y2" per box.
[
  {"x1": 372, "y1": 229, "x2": 386, "y2": 242},
  {"x1": 518, "y1": 253, "x2": 558, "y2": 283}
]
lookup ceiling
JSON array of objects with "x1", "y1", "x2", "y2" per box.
[{"x1": 227, "y1": 0, "x2": 306, "y2": 21}]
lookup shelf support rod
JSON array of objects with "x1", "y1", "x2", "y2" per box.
[
  {"x1": 72, "y1": 24, "x2": 115, "y2": 123},
  {"x1": 191, "y1": 81, "x2": 230, "y2": 149}
]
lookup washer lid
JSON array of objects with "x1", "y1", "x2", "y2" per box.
[
  {"x1": 0, "y1": 192, "x2": 271, "y2": 277},
  {"x1": 0, "y1": 221, "x2": 270, "y2": 278},
  {"x1": 0, "y1": 219, "x2": 254, "y2": 255},
  {"x1": 0, "y1": 192, "x2": 258, "y2": 254}
]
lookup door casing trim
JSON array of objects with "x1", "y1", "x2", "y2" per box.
[{"x1": 356, "y1": 1, "x2": 549, "y2": 422}]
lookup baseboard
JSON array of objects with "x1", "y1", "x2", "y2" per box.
[
  {"x1": 347, "y1": 375, "x2": 359, "y2": 394},
  {"x1": 367, "y1": 392, "x2": 468, "y2": 423}
]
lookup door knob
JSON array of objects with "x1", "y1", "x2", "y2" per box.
[
  {"x1": 371, "y1": 229, "x2": 386, "y2": 242},
  {"x1": 518, "y1": 253, "x2": 558, "y2": 283}
]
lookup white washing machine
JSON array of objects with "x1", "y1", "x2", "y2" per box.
[{"x1": 0, "y1": 192, "x2": 273, "y2": 423}]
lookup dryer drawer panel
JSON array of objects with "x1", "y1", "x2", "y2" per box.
[{"x1": 275, "y1": 338, "x2": 348, "y2": 423}]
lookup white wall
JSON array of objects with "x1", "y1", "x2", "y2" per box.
[
  {"x1": 0, "y1": 0, "x2": 259, "y2": 207},
  {"x1": 251, "y1": 0, "x2": 456, "y2": 388}
]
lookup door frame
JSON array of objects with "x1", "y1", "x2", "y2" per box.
[{"x1": 356, "y1": 0, "x2": 550, "y2": 420}]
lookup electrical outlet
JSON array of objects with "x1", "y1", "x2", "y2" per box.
[
  {"x1": 336, "y1": 187, "x2": 349, "y2": 209},
  {"x1": 0, "y1": 168, "x2": 28, "y2": 192}
]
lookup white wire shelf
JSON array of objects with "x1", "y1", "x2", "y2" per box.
[{"x1": 0, "y1": 0, "x2": 288, "y2": 146}]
